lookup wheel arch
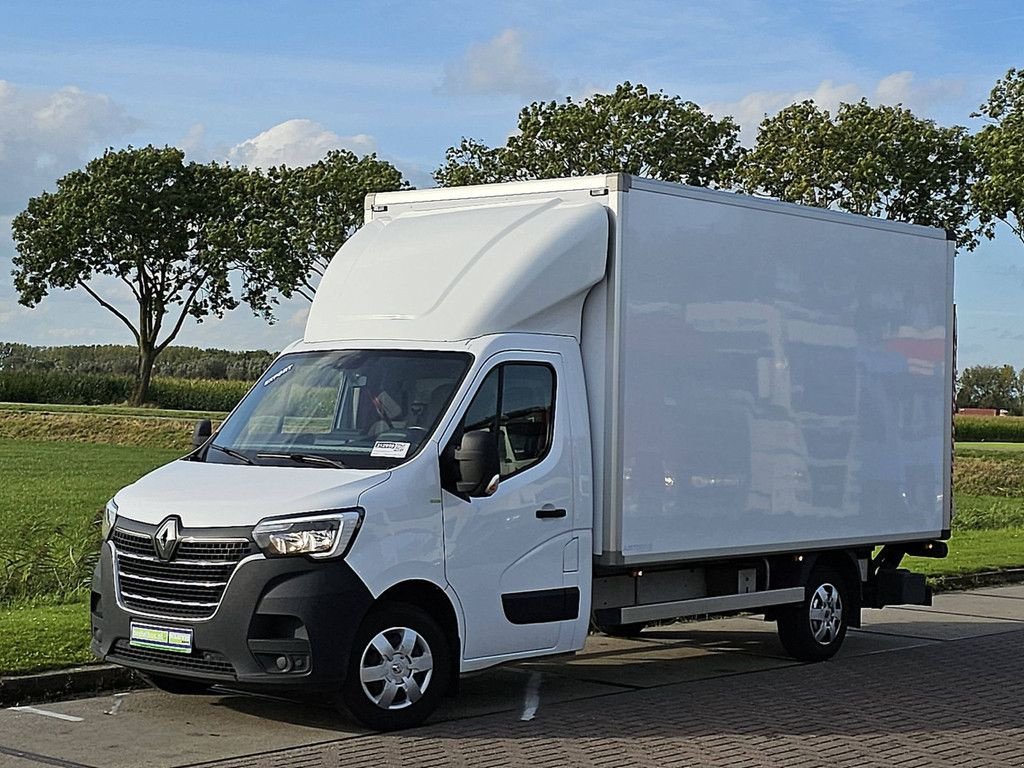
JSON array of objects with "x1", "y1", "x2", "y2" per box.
[
  {"x1": 374, "y1": 580, "x2": 461, "y2": 685},
  {"x1": 801, "y1": 549, "x2": 863, "y2": 627}
]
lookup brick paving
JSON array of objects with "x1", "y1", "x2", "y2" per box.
[{"x1": 183, "y1": 628, "x2": 1024, "y2": 768}]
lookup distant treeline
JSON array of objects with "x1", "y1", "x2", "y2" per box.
[{"x1": 0, "y1": 343, "x2": 274, "y2": 381}]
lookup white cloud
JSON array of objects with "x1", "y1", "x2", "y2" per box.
[
  {"x1": 439, "y1": 28, "x2": 558, "y2": 99},
  {"x1": 227, "y1": 119, "x2": 377, "y2": 169},
  {"x1": 709, "y1": 71, "x2": 966, "y2": 143},
  {"x1": 873, "y1": 71, "x2": 965, "y2": 111},
  {"x1": 0, "y1": 80, "x2": 139, "y2": 214}
]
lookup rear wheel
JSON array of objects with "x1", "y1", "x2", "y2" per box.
[
  {"x1": 776, "y1": 565, "x2": 851, "y2": 662},
  {"x1": 139, "y1": 672, "x2": 212, "y2": 695},
  {"x1": 340, "y1": 602, "x2": 451, "y2": 731}
]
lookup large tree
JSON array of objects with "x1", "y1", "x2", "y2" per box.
[
  {"x1": 258, "y1": 150, "x2": 407, "y2": 301},
  {"x1": 434, "y1": 82, "x2": 744, "y2": 187},
  {"x1": 956, "y1": 364, "x2": 1022, "y2": 414},
  {"x1": 973, "y1": 68, "x2": 1024, "y2": 248},
  {"x1": 11, "y1": 146, "x2": 278, "y2": 405},
  {"x1": 738, "y1": 99, "x2": 978, "y2": 249}
]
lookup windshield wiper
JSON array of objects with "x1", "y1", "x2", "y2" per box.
[
  {"x1": 208, "y1": 444, "x2": 258, "y2": 466},
  {"x1": 256, "y1": 452, "x2": 348, "y2": 469}
]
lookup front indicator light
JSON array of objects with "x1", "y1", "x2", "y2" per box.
[
  {"x1": 102, "y1": 499, "x2": 118, "y2": 539},
  {"x1": 252, "y1": 511, "x2": 362, "y2": 559}
]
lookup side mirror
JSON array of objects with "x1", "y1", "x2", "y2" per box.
[
  {"x1": 447, "y1": 430, "x2": 500, "y2": 498},
  {"x1": 192, "y1": 418, "x2": 213, "y2": 449}
]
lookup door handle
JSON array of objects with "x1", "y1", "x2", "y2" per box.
[{"x1": 536, "y1": 507, "x2": 567, "y2": 519}]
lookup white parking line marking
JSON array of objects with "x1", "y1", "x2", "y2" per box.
[
  {"x1": 9, "y1": 706, "x2": 84, "y2": 722},
  {"x1": 520, "y1": 671, "x2": 542, "y2": 721},
  {"x1": 104, "y1": 697, "x2": 125, "y2": 716}
]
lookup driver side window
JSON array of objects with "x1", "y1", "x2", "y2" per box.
[{"x1": 459, "y1": 363, "x2": 555, "y2": 480}]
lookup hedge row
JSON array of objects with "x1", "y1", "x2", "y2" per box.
[
  {"x1": 0, "y1": 371, "x2": 251, "y2": 412},
  {"x1": 955, "y1": 415, "x2": 1024, "y2": 443}
]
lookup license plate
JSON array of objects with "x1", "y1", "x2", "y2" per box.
[{"x1": 129, "y1": 622, "x2": 193, "y2": 654}]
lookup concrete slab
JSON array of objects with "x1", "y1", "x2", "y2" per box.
[
  {"x1": 971, "y1": 583, "x2": 1024, "y2": 600},
  {"x1": 0, "y1": 748, "x2": 49, "y2": 768},
  {"x1": 859, "y1": 606, "x2": 1023, "y2": 641},
  {"x1": 899, "y1": 592, "x2": 1024, "y2": 622},
  {"x1": 0, "y1": 690, "x2": 356, "y2": 768}
]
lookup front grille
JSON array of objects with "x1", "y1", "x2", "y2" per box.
[
  {"x1": 110, "y1": 639, "x2": 236, "y2": 678},
  {"x1": 112, "y1": 528, "x2": 254, "y2": 620}
]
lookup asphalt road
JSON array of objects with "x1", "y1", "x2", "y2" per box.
[{"x1": 2, "y1": 585, "x2": 1023, "y2": 768}]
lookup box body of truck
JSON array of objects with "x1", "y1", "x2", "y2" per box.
[
  {"x1": 91, "y1": 174, "x2": 953, "y2": 730},
  {"x1": 580, "y1": 176, "x2": 953, "y2": 565}
]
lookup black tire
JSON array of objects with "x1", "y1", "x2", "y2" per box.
[
  {"x1": 139, "y1": 672, "x2": 213, "y2": 695},
  {"x1": 776, "y1": 565, "x2": 851, "y2": 662},
  {"x1": 340, "y1": 602, "x2": 451, "y2": 731},
  {"x1": 594, "y1": 621, "x2": 647, "y2": 638}
]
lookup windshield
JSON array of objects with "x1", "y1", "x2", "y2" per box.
[{"x1": 207, "y1": 350, "x2": 472, "y2": 469}]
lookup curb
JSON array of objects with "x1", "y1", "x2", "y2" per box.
[
  {"x1": 0, "y1": 664, "x2": 142, "y2": 707},
  {"x1": 3, "y1": 575, "x2": 1023, "y2": 708},
  {"x1": 929, "y1": 568, "x2": 1024, "y2": 593}
]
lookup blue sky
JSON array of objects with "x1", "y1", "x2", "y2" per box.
[{"x1": 1, "y1": 0, "x2": 1022, "y2": 365}]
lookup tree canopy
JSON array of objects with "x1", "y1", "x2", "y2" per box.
[
  {"x1": 259, "y1": 149, "x2": 407, "y2": 301},
  {"x1": 973, "y1": 68, "x2": 1024, "y2": 247},
  {"x1": 738, "y1": 99, "x2": 978, "y2": 249},
  {"x1": 11, "y1": 146, "x2": 277, "y2": 404},
  {"x1": 957, "y1": 364, "x2": 1023, "y2": 414},
  {"x1": 434, "y1": 82, "x2": 743, "y2": 187}
]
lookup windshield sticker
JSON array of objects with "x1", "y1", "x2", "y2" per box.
[
  {"x1": 262, "y1": 364, "x2": 294, "y2": 387},
  {"x1": 371, "y1": 441, "x2": 411, "y2": 459}
]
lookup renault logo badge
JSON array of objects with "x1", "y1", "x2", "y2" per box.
[{"x1": 154, "y1": 518, "x2": 180, "y2": 561}]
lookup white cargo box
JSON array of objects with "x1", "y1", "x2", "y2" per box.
[{"x1": 584, "y1": 176, "x2": 953, "y2": 565}]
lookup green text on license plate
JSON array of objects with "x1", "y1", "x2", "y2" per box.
[{"x1": 129, "y1": 622, "x2": 193, "y2": 654}]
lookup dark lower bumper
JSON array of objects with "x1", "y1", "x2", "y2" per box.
[{"x1": 90, "y1": 542, "x2": 374, "y2": 692}]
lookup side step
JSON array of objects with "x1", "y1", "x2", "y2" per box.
[{"x1": 605, "y1": 586, "x2": 805, "y2": 625}]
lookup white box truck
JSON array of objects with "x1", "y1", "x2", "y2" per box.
[{"x1": 91, "y1": 174, "x2": 954, "y2": 730}]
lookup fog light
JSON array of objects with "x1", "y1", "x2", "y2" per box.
[{"x1": 275, "y1": 656, "x2": 291, "y2": 672}]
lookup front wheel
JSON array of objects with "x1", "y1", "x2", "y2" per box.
[
  {"x1": 776, "y1": 565, "x2": 851, "y2": 662},
  {"x1": 340, "y1": 602, "x2": 451, "y2": 731}
]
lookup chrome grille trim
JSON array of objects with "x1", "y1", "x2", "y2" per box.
[
  {"x1": 116, "y1": 550, "x2": 241, "y2": 567},
  {"x1": 118, "y1": 573, "x2": 229, "y2": 588},
  {"x1": 110, "y1": 526, "x2": 261, "y2": 622},
  {"x1": 119, "y1": 591, "x2": 220, "y2": 608}
]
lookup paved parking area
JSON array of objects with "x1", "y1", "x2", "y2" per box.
[{"x1": 2, "y1": 585, "x2": 1023, "y2": 768}]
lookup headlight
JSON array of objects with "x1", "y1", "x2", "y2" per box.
[
  {"x1": 102, "y1": 499, "x2": 118, "y2": 539},
  {"x1": 252, "y1": 511, "x2": 362, "y2": 559}
]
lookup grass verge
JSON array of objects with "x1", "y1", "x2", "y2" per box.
[
  {"x1": 907, "y1": 528, "x2": 1024, "y2": 575},
  {"x1": 0, "y1": 601, "x2": 92, "y2": 675}
]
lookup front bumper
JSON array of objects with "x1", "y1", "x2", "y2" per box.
[{"x1": 90, "y1": 535, "x2": 374, "y2": 693}]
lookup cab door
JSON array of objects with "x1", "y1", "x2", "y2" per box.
[{"x1": 440, "y1": 352, "x2": 578, "y2": 662}]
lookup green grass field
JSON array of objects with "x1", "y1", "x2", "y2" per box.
[
  {"x1": 1, "y1": 411, "x2": 1023, "y2": 675},
  {"x1": 0, "y1": 438, "x2": 182, "y2": 603},
  {"x1": 0, "y1": 402, "x2": 229, "y2": 421}
]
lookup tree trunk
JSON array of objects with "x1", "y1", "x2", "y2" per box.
[{"x1": 131, "y1": 344, "x2": 157, "y2": 406}]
